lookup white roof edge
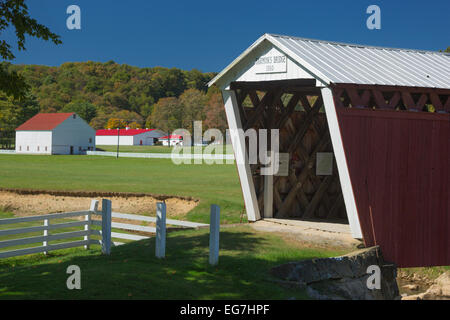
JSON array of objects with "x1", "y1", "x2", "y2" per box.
[
  {"x1": 207, "y1": 34, "x2": 269, "y2": 87},
  {"x1": 208, "y1": 33, "x2": 332, "y2": 88}
]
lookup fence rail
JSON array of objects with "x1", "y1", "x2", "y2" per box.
[
  {"x1": 0, "y1": 199, "x2": 210, "y2": 259},
  {"x1": 0, "y1": 209, "x2": 93, "y2": 259}
]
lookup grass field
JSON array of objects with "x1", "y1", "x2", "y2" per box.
[
  {"x1": 96, "y1": 144, "x2": 234, "y2": 154},
  {"x1": 0, "y1": 225, "x2": 347, "y2": 299},
  {"x1": 0, "y1": 154, "x2": 243, "y2": 224}
]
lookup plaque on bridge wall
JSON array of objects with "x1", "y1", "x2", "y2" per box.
[
  {"x1": 254, "y1": 49, "x2": 287, "y2": 74},
  {"x1": 316, "y1": 152, "x2": 334, "y2": 176},
  {"x1": 275, "y1": 153, "x2": 290, "y2": 177}
]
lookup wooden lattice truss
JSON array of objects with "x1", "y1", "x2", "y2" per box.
[
  {"x1": 230, "y1": 82, "x2": 347, "y2": 221},
  {"x1": 332, "y1": 84, "x2": 450, "y2": 113}
]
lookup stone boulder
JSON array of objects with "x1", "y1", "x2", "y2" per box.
[
  {"x1": 271, "y1": 246, "x2": 399, "y2": 300},
  {"x1": 402, "y1": 272, "x2": 450, "y2": 300}
]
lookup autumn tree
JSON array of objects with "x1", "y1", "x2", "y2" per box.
[
  {"x1": 148, "y1": 97, "x2": 183, "y2": 133},
  {"x1": 106, "y1": 118, "x2": 127, "y2": 129},
  {"x1": 179, "y1": 88, "x2": 207, "y2": 131},
  {"x1": 204, "y1": 92, "x2": 227, "y2": 133}
]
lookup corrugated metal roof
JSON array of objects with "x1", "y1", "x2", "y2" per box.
[
  {"x1": 209, "y1": 33, "x2": 450, "y2": 89},
  {"x1": 16, "y1": 113, "x2": 73, "y2": 131}
]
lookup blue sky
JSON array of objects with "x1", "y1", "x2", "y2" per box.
[{"x1": 3, "y1": 0, "x2": 450, "y2": 72}]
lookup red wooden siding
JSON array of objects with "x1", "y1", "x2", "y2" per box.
[{"x1": 337, "y1": 108, "x2": 449, "y2": 267}]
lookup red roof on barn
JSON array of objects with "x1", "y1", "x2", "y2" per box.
[
  {"x1": 159, "y1": 135, "x2": 183, "y2": 140},
  {"x1": 96, "y1": 129, "x2": 155, "y2": 136},
  {"x1": 16, "y1": 113, "x2": 74, "y2": 131}
]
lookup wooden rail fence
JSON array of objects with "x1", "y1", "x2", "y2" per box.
[{"x1": 0, "y1": 199, "x2": 208, "y2": 259}]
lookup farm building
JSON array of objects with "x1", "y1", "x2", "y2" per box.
[
  {"x1": 95, "y1": 128, "x2": 165, "y2": 146},
  {"x1": 15, "y1": 113, "x2": 96, "y2": 155},
  {"x1": 209, "y1": 34, "x2": 450, "y2": 267},
  {"x1": 158, "y1": 135, "x2": 184, "y2": 146}
]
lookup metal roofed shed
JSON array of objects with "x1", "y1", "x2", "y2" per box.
[{"x1": 210, "y1": 33, "x2": 450, "y2": 268}]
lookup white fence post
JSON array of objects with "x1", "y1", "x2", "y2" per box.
[
  {"x1": 155, "y1": 202, "x2": 166, "y2": 258},
  {"x1": 209, "y1": 204, "x2": 220, "y2": 266},
  {"x1": 101, "y1": 199, "x2": 112, "y2": 255},
  {"x1": 86, "y1": 200, "x2": 98, "y2": 250},
  {"x1": 43, "y1": 219, "x2": 49, "y2": 255}
]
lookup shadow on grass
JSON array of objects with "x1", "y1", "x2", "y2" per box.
[{"x1": 0, "y1": 227, "x2": 339, "y2": 300}]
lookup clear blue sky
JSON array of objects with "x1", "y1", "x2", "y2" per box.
[{"x1": 3, "y1": 0, "x2": 450, "y2": 72}]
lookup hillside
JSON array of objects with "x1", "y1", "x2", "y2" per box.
[{"x1": 0, "y1": 61, "x2": 225, "y2": 147}]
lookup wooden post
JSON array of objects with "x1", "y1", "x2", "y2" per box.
[
  {"x1": 263, "y1": 174, "x2": 273, "y2": 218},
  {"x1": 209, "y1": 204, "x2": 220, "y2": 266},
  {"x1": 86, "y1": 200, "x2": 98, "y2": 250},
  {"x1": 43, "y1": 219, "x2": 49, "y2": 255},
  {"x1": 155, "y1": 202, "x2": 166, "y2": 258},
  {"x1": 101, "y1": 199, "x2": 112, "y2": 255},
  {"x1": 222, "y1": 90, "x2": 261, "y2": 221}
]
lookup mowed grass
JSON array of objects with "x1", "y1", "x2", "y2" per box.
[
  {"x1": 0, "y1": 154, "x2": 243, "y2": 224},
  {"x1": 96, "y1": 144, "x2": 234, "y2": 154},
  {"x1": 0, "y1": 225, "x2": 347, "y2": 299}
]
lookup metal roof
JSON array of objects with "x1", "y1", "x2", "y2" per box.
[
  {"x1": 16, "y1": 113, "x2": 73, "y2": 131},
  {"x1": 209, "y1": 33, "x2": 450, "y2": 89}
]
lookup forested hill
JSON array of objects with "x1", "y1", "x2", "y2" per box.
[{"x1": 0, "y1": 61, "x2": 226, "y2": 137}]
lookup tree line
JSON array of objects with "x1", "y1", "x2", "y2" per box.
[{"x1": 0, "y1": 61, "x2": 227, "y2": 147}]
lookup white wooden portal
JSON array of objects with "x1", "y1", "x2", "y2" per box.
[{"x1": 209, "y1": 34, "x2": 363, "y2": 239}]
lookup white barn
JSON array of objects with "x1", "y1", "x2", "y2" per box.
[
  {"x1": 15, "y1": 113, "x2": 96, "y2": 155},
  {"x1": 95, "y1": 128, "x2": 165, "y2": 146}
]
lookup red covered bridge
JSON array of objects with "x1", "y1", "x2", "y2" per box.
[{"x1": 209, "y1": 34, "x2": 449, "y2": 267}]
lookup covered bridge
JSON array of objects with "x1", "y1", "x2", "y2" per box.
[{"x1": 209, "y1": 34, "x2": 449, "y2": 267}]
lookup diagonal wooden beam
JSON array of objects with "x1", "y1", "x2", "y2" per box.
[
  {"x1": 245, "y1": 90, "x2": 280, "y2": 130},
  {"x1": 388, "y1": 92, "x2": 401, "y2": 109},
  {"x1": 429, "y1": 92, "x2": 444, "y2": 112},
  {"x1": 302, "y1": 175, "x2": 334, "y2": 219},
  {"x1": 277, "y1": 132, "x2": 331, "y2": 217}
]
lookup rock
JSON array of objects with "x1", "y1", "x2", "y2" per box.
[
  {"x1": 271, "y1": 246, "x2": 400, "y2": 300},
  {"x1": 435, "y1": 272, "x2": 450, "y2": 297},
  {"x1": 402, "y1": 284, "x2": 419, "y2": 291},
  {"x1": 401, "y1": 293, "x2": 424, "y2": 300},
  {"x1": 403, "y1": 272, "x2": 450, "y2": 300}
]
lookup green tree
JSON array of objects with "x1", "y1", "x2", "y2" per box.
[
  {"x1": 179, "y1": 88, "x2": 207, "y2": 131},
  {"x1": 149, "y1": 97, "x2": 183, "y2": 133},
  {"x1": 62, "y1": 101, "x2": 97, "y2": 123},
  {"x1": 0, "y1": 0, "x2": 61, "y2": 98}
]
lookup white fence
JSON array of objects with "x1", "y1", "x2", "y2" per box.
[
  {"x1": 0, "y1": 199, "x2": 208, "y2": 259},
  {"x1": 86, "y1": 150, "x2": 235, "y2": 161},
  {"x1": 0, "y1": 210, "x2": 94, "y2": 259}
]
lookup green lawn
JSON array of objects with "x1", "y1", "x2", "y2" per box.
[
  {"x1": 0, "y1": 154, "x2": 243, "y2": 224},
  {"x1": 0, "y1": 225, "x2": 347, "y2": 299},
  {"x1": 96, "y1": 144, "x2": 234, "y2": 154}
]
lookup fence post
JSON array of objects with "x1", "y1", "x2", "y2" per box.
[
  {"x1": 101, "y1": 199, "x2": 112, "y2": 255},
  {"x1": 209, "y1": 204, "x2": 220, "y2": 266},
  {"x1": 86, "y1": 200, "x2": 98, "y2": 250},
  {"x1": 155, "y1": 202, "x2": 166, "y2": 258},
  {"x1": 43, "y1": 219, "x2": 49, "y2": 255}
]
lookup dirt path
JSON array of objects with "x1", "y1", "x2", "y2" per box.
[
  {"x1": 250, "y1": 220, "x2": 362, "y2": 250},
  {"x1": 0, "y1": 190, "x2": 198, "y2": 220}
]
